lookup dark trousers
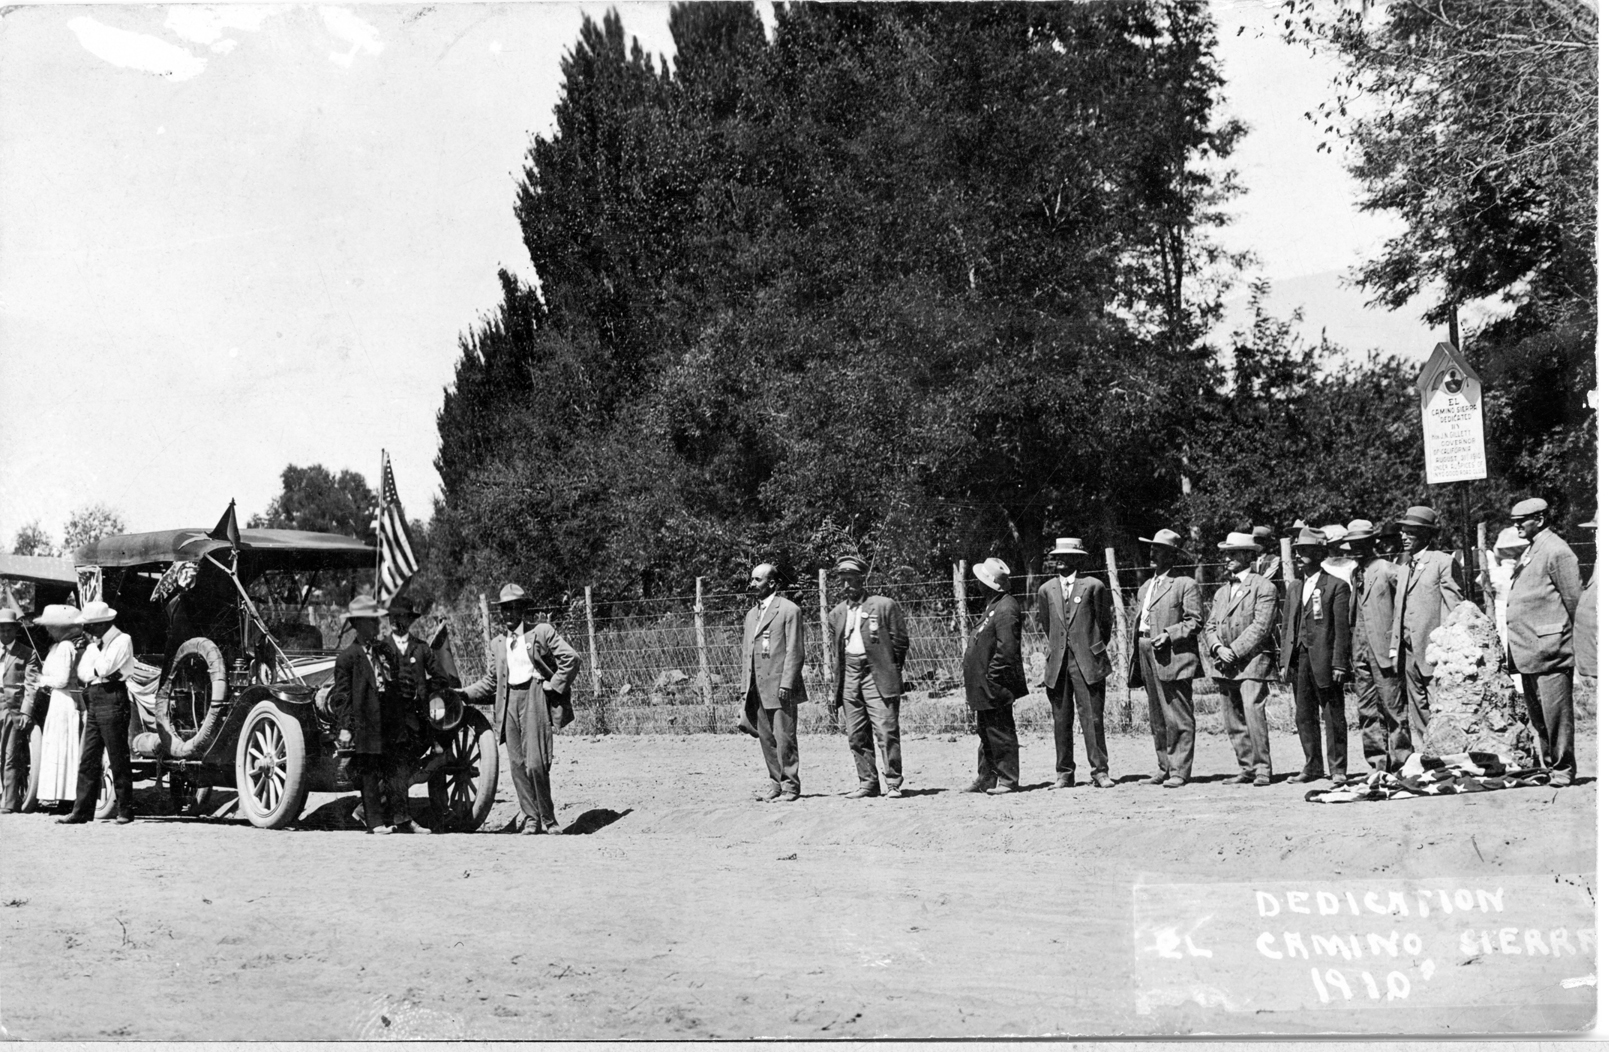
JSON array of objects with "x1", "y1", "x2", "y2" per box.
[
  {"x1": 1217, "y1": 678, "x2": 1271, "y2": 778},
  {"x1": 1520, "y1": 671, "x2": 1575, "y2": 778},
  {"x1": 0, "y1": 711, "x2": 28, "y2": 812},
  {"x1": 71, "y1": 683, "x2": 134, "y2": 820},
  {"x1": 1354, "y1": 659, "x2": 1410, "y2": 771},
  {"x1": 1138, "y1": 645, "x2": 1195, "y2": 779},
  {"x1": 504, "y1": 689, "x2": 558, "y2": 830},
  {"x1": 748, "y1": 685, "x2": 800, "y2": 796},
  {"x1": 1047, "y1": 668, "x2": 1107, "y2": 779},
  {"x1": 842, "y1": 655, "x2": 901, "y2": 790},
  {"x1": 354, "y1": 751, "x2": 414, "y2": 828},
  {"x1": 1293, "y1": 648, "x2": 1347, "y2": 778},
  {"x1": 974, "y1": 704, "x2": 1019, "y2": 788}
]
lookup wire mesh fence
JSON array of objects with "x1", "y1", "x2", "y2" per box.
[{"x1": 285, "y1": 540, "x2": 1597, "y2": 736}]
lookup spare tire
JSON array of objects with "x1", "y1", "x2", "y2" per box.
[{"x1": 159, "y1": 637, "x2": 231, "y2": 759}]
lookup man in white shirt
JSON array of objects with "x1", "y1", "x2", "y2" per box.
[
  {"x1": 58, "y1": 601, "x2": 137, "y2": 824},
  {"x1": 740, "y1": 564, "x2": 807, "y2": 801}
]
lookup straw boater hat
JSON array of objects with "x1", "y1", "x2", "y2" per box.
[
  {"x1": 971, "y1": 557, "x2": 1011, "y2": 592},
  {"x1": 1397, "y1": 506, "x2": 1442, "y2": 532},
  {"x1": 1138, "y1": 528, "x2": 1185, "y2": 551},
  {"x1": 833, "y1": 554, "x2": 870, "y2": 576},
  {"x1": 1321, "y1": 524, "x2": 1348, "y2": 547},
  {"x1": 343, "y1": 596, "x2": 387, "y2": 622},
  {"x1": 1217, "y1": 531, "x2": 1259, "y2": 552},
  {"x1": 1046, "y1": 537, "x2": 1090, "y2": 558},
  {"x1": 0, "y1": 609, "x2": 20, "y2": 626},
  {"x1": 497, "y1": 583, "x2": 529, "y2": 605},
  {"x1": 77, "y1": 601, "x2": 117, "y2": 624},
  {"x1": 34, "y1": 604, "x2": 79, "y2": 628},
  {"x1": 1510, "y1": 497, "x2": 1548, "y2": 520}
]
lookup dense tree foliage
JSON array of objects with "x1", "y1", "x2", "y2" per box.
[
  {"x1": 248, "y1": 464, "x2": 377, "y2": 539},
  {"x1": 433, "y1": 1, "x2": 1248, "y2": 599},
  {"x1": 1283, "y1": 0, "x2": 1597, "y2": 524},
  {"x1": 61, "y1": 504, "x2": 127, "y2": 556}
]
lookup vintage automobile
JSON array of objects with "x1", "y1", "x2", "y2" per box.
[{"x1": 69, "y1": 525, "x2": 499, "y2": 830}]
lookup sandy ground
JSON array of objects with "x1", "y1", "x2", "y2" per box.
[{"x1": 0, "y1": 725, "x2": 1596, "y2": 1039}]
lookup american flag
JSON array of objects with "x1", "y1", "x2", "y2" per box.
[{"x1": 374, "y1": 451, "x2": 419, "y2": 605}]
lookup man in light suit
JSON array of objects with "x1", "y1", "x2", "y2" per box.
[
  {"x1": 1283, "y1": 527, "x2": 1353, "y2": 785},
  {"x1": 1576, "y1": 513, "x2": 1597, "y2": 681},
  {"x1": 740, "y1": 564, "x2": 806, "y2": 802},
  {"x1": 1035, "y1": 537, "x2": 1115, "y2": 788},
  {"x1": 1344, "y1": 520, "x2": 1411, "y2": 772},
  {"x1": 1203, "y1": 532, "x2": 1278, "y2": 786},
  {"x1": 1129, "y1": 529, "x2": 1202, "y2": 788},
  {"x1": 1505, "y1": 498, "x2": 1582, "y2": 787},
  {"x1": 826, "y1": 555, "x2": 910, "y2": 799},
  {"x1": 460, "y1": 583, "x2": 580, "y2": 833},
  {"x1": 1390, "y1": 505, "x2": 1463, "y2": 748}
]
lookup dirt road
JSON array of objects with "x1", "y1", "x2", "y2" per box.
[{"x1": 1, "y1": 728, "x2": 1595, "y2": 1039}]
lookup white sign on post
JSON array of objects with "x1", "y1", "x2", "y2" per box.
[{"x1": 1416, "y1": 342, "x2": 1488, "y2": 484}]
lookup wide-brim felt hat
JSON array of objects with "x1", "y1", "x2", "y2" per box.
[
  {"x1": 1397, "y1": 505, "x2": 1441, "y2": 531},
  {"x1": 34, "y1": 604, "x2": 80, "y2": 628},
  {"x1": 1217, "y1": 531, "x2": 1259, "y2": 551},
  {"x1": 497, "y1": 583, "x2": 529, "y2": 605},
  {"x1": 1046, "y1": 537, "x2": 1090, "y2": 557},
  {"x1": 77, "y1": 600, "x2": 117, "y2": 624},
  {"x1": 1292, "y1": 527, "x2": 1330, "y2": 550},
  {"x1": 1251, "y1": 525, "x2": 1275, "y2": 545},
  {"x1": 344, "y1": 596, "x2": 387, "y2": 621},
  {"x1": 1138, "y1": 529, "x2": 1184, "y2": 551},
  {"x1": 971, "y1": 557, "x2": 1011, "y2": 592},
  {"x1": 1341, "y1": 519, "x2": 1379, "y2": 544}
]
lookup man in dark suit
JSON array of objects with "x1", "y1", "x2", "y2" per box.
[
  {"x1": 1505, "y1": 497, "x2": 1582, "y2": 787},
  {"x1": 1343, "y1": 520, "x2": 1410, "y2": 772},
  {"x1": 329, "y1": 596, "x2": 406, "y2": 833},
  {"x1": 379, "y1": 594, "x2": 449, "y2": 830},
  {"x1": 459, "y1": 584, "x2": 580, "y2": 833},
  {"x1": 740, "y1": 564, "x2": 806, "y2": 802},
  {"x1": 1035, "y1": 537, "x2": 1114, "y2": 789},
  {"x1": 0, "y1": 610, "x2": 39, "y2": 814},
  {"x1": 1282, "y1": 527, "x2": 1352, "y2": 786},
  {"x1": 1129, "y1": 529, "x2": 1202, "y2": 788},
  {"x1": 963, "y1": 557, "x2": 1027, "y2": 794},
  {"x1": 1391, "y1": 505, "x2": 1463, "y2": 748},
  {"x1": 1203, "y1": 532, "x2": 1278, "y2": 786},
  {"x1": 826, "y1": 555, "x2": 910, "y2": 799},
  {"x1": 1251, "y1": 526, "x2": 1283, "y2": 584}
]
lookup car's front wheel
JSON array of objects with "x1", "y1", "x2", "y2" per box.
[
  {"x1": 234, "y1": 699, "x2": 310, "y2": 829},
  {"x1": 427, "y1": 707, "x2": 499, "y2": 832}
]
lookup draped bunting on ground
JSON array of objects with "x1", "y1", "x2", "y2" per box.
[{"x1": 1305, "y1": 752, "x2": 1550, "y2": 803}]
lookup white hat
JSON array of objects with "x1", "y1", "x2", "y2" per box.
[
  {"x1": 1217, "y1": 531, "x2": 1259, "y2": 551},
  {"x1": 971, "y1": 557, "x2": 1011, "y2": 592},
  {"x1": 34, "y1": 604, "x2": 80, "y2": 628},
  {"x1": 77, "y1": 600, "x2": 117, "y2": 625},
  {"x1": 1046, "y1": 537, "x2": 1090, "y2": 558},
  {"x1": 1493, "y1": 526, "x2": 1527, "y2": 553}
]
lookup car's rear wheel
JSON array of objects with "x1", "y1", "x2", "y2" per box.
[
  {"x1": 427, "y1": 707, "x2": 498, "y2": 832},
  {"x1": 234, "y1": 699, "x2": 309, "y2": 829}
]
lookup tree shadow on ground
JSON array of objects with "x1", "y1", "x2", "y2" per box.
[{"x1": 561, "y1": 807, "x2": 633, "y2": 835}]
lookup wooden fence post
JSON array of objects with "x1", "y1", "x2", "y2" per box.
[
  {"x1": 1475, "y1": 521, "x2": 1495, "y2": 618},
  {"x1": 477, "y1": 592, "x2": 492, "y2": 661},
  {"x1": 1105, "y1": 547, "x2": 1132, "y2": 731},
  {"x1": 1280, "y1": 537, "x2": 1297, "y2": 593},
  {"x1": 583, "y1": 586, "x2": 605, "y2": 734},
  {"x1": 818, "y1": 568, "x2": 838, "y2": 733},
  {"x1": 695, "y1": 576, "x2": 714, "y2": 732},
  {"x1": 952, "y1": 559, "x2": 970, "y2": 656}
]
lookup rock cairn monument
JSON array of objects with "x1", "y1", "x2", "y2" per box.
[{"x1": 1422, "y1": 600, "x2": 1535, "y2": 760}]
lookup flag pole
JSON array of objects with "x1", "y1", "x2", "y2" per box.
[{"x1": 375, "y1": 449, "x2": 385, "y2": 601}]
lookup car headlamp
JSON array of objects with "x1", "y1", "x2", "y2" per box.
[{"x1": 426, "y1": 691, "x2": 463, "y2": 732}]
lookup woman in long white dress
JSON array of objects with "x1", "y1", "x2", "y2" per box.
[{"x1": 32, "y1": 604, "x2": 84, "y2": 809}]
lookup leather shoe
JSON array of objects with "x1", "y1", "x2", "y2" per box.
[
  {"x1": 1053, "y1": 775, "x2": 1076, "y2": 789},
  {"x1": 755, "y1": 788, "x2": 781, "y2": 802},
  {"x1": 1147, "y1": 772, "x2": 1167, "y2": 785},
  {"x1": 984, "y1": 784, "x2": 1018, "y2": 795},
  {"x1": 1286, "y1": 772, "x2": 1323, "y2": 784},
  {"x1": 775, "y1": 792, "x2": 799, "y2": 803},
  {"x1": 1549, "y1": 771, "x2": 1573, "y2": 788},
  {"x1": 1093, "y1": 773, "x2": 1116, "y2": 788},
  {"x1": 114, "y1": 814, "x2": 135, "y2": 825},
  {"x1": 845, "y1": 787, "x2": 880, "y2": 799},
  {"x1": 1330, "y1": 776, "x2": 1350, "y2": 788},
  {"x1": 392, "y1": 820, "x2": 417, "y2": 834},
  {"x1": 1225, "y1": 772, "x2": 1254, "y2": 785},
  {"x1": 885, "y1": 787, "x2": 905, "y2": 799},
  {"x1": 56, "y1": 814, "x2": 90, "y2": 825},
  {"x1": 1253, "y1": 775, "x2": 1271, "y2": 787},
  {"x1": 369, "y1": 825, "x2": 393, "y2": 835},
  {"x1": 1162, "y1": 776, "x2": 1186, "y2": 789},
  {"x1": 963, "y1": 779, "x2": 995, "y2": 794}
]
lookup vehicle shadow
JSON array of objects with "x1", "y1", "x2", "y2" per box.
[
  {"x1": 298, "y1": 796, "x2": 362, "y2": 831},
  {"x1": 560, "y1": 807, "x2": 633, "y2": 835}
]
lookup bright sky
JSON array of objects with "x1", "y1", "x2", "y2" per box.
[{"x1": 0, "y1": 0, "x2": 1436, "y2": 547}]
